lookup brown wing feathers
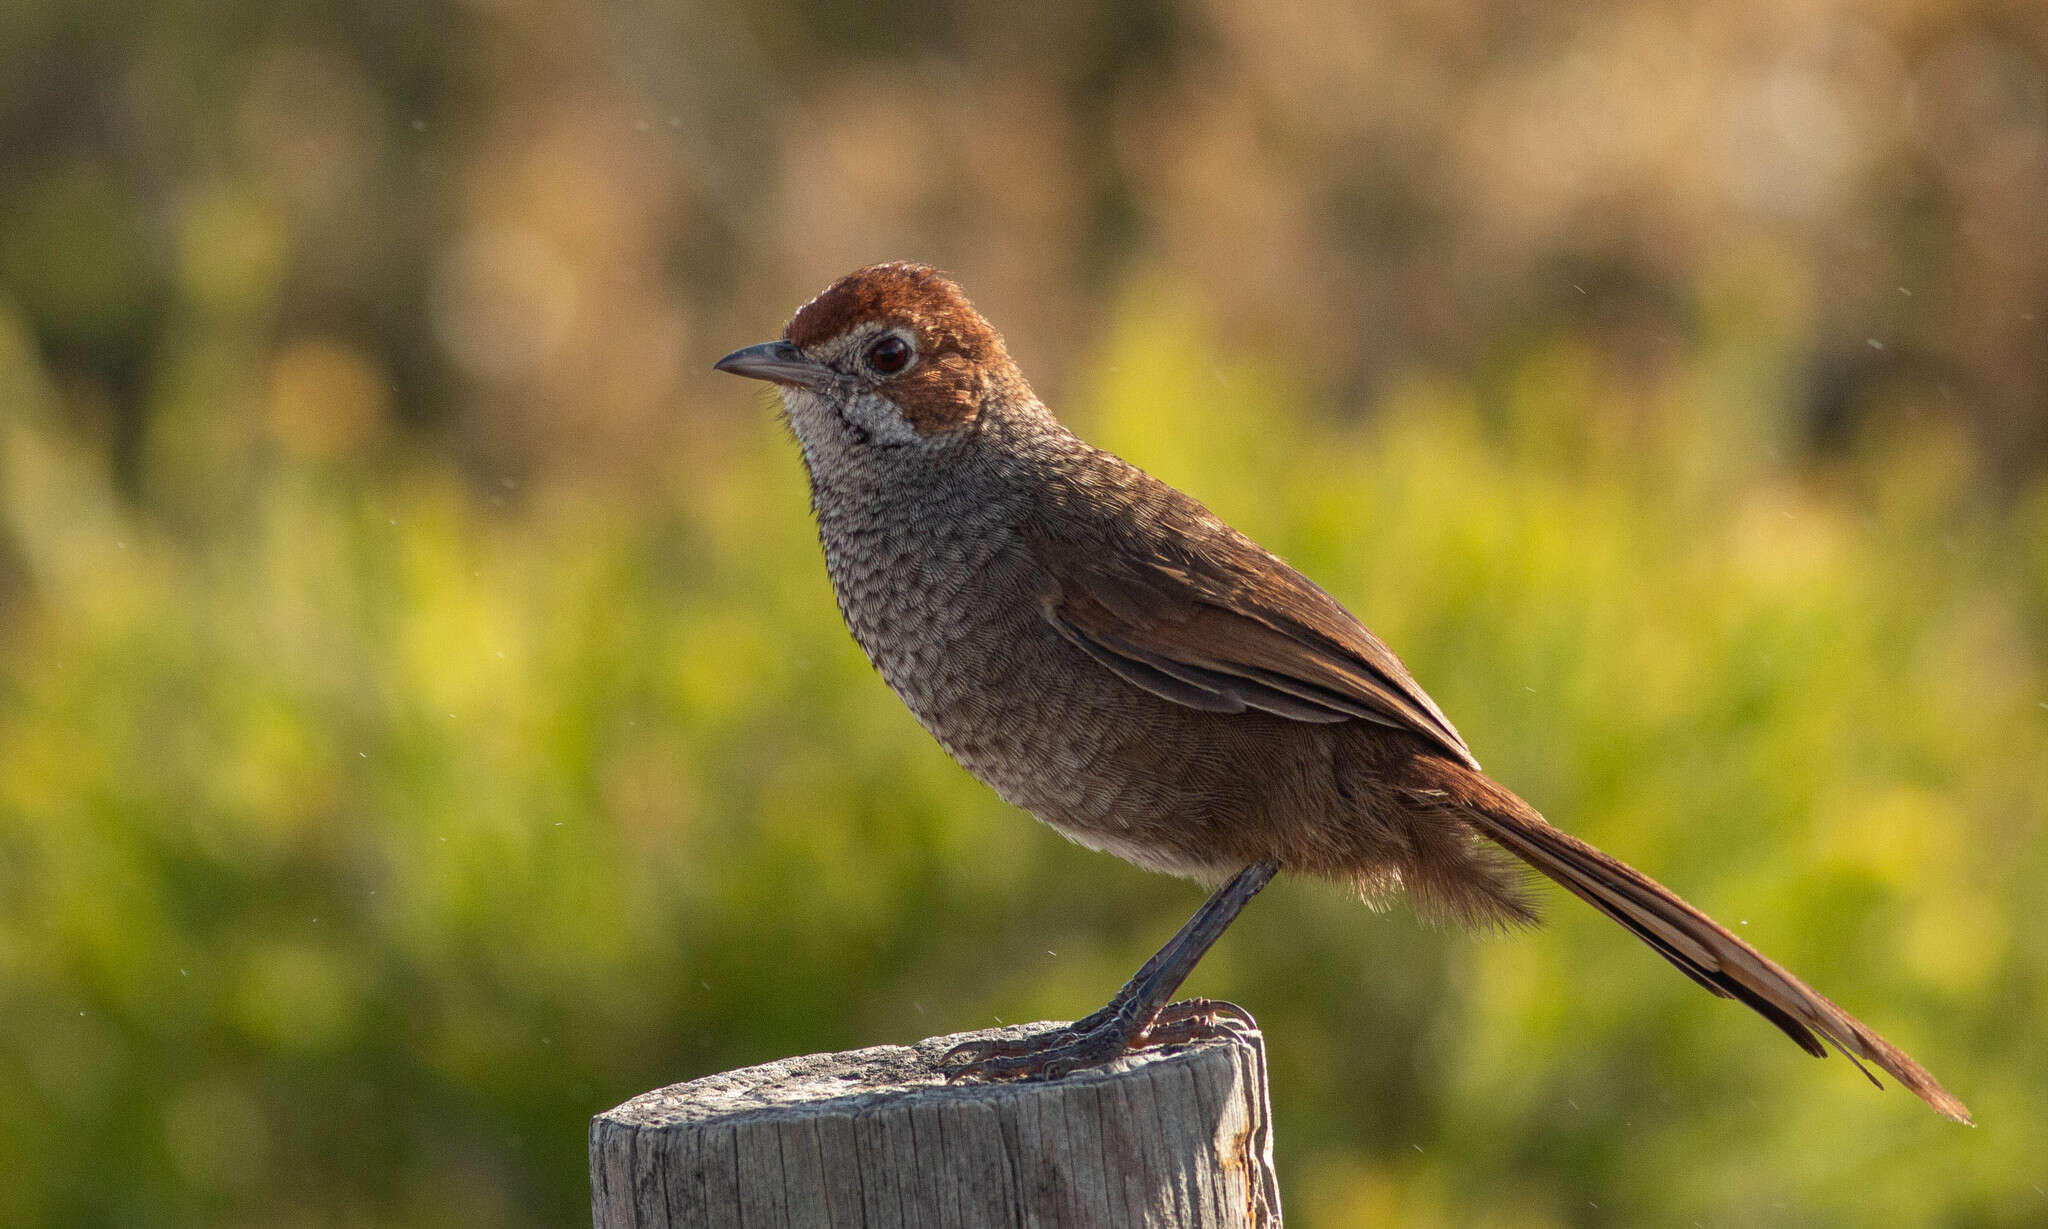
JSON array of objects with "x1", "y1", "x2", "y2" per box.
[
  {"x1": 1048, "y1": 591, "x2": 1400, "y2": 725},
  {"x1": 1030, "y1": 508, "x2": 1480, "y2": 765},
  {"x1": 1028, "y1": 472, "x2": 1970, "y2": 1123}
]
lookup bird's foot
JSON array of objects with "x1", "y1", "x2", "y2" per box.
[
  {"x1": 937, "y1": 998, "x2": 1256, "y2": 1083},
  {"x1": 1133, "y1": 997, "x2": 1259, "y2": 1048}
]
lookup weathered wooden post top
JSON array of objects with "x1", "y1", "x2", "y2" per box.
[{"x1": 590, "y1": 1016, "x2": 1283, "y2": 1229}]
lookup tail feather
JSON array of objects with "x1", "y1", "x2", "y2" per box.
[{"x1": 1437, "y1": 769, "x2": 1972, "y2": 1124}]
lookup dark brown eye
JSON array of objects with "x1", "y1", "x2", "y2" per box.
[{"x1": 867, "y1": 333, "x2": 912, "y2": 375}]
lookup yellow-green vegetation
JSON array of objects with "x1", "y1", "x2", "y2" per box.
[{"x1": 2, "y1": 278, "x2": 2043, "y2": 1227}]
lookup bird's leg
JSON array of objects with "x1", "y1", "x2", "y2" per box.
[{"x1": 939, "y1": 860, "x2": 1280, "y2": 1082}]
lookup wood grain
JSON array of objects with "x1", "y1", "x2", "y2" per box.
[{"x1": 590, "y1": 1017, "x2": 1282, "y2": 1228}]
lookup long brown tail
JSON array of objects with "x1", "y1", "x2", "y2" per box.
[{"x1": 1442, "y1": 767, "x2": 1972, "y2": 1123}]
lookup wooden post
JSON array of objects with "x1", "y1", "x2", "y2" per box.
[{"x1": 590, "y1": 1015, "x2": 1283, "y2": 1228}]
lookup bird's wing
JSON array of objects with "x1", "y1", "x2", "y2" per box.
[{"x1": 1026, "y1": 473, "x2": 1479, "y2": 769}]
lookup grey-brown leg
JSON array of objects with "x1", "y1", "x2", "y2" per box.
[{"x1": 940, "y1": 860, "x2": 1280, "y2": 1081}]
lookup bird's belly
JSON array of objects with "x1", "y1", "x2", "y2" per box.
[
  {"x1": 876, "y1": 615, "x2": 1304, "y2": 878},
  {"x1": 824, "y1": 520, "x2": 1324, "y2": 877}
]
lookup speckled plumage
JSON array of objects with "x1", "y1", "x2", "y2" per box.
[
  {"x1": 714, "y1": 263, "x2": 1970, "y2": 1121},
  {"x1": 778, "y1": 293, "x2": 1519, "y2": 912}
]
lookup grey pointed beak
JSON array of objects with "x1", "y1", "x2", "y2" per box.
[{"x1": 712, "y1": 340, "x2": 836, "y2": 391}]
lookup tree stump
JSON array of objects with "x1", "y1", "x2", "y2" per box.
[{"x1": 589, "y1": 1013, "x2": 1283, "y2": 1228}]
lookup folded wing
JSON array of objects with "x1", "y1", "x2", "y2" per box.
[{"x1": 1026, "y1": 476, "x2": 1478, "y2": 769}]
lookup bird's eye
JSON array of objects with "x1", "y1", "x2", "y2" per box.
[{"x1": 867, "y1": 334, "x2": 913, "y2": 375}]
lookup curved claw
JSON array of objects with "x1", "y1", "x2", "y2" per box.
[
  {"x1": 938, "y1": 1038, "x2": 1010, "y2": 1067},
  {"x1": 941, "y1": 1048, "x2": 1045, "y2": 1084},
  {"x1": 1136, "y1": 998, "x2": 1259, "y2": 1048}
]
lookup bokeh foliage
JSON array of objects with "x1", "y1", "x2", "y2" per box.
[
  {"x1": 6, "y1": 283, "x2": 2047, "y2": 1226},
  {"x1": 3, "y1": 1, "x2": 2047, "y2": 1226}
]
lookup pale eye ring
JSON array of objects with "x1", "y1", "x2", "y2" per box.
[{"x1": 867, "y1": 333, "x2": 914, "y2": 375}]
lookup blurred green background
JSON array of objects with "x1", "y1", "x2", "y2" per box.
[{"x1": 3, "y1": 1, "x2": 2046, "y2": 1225}]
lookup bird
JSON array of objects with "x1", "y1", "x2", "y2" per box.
[{"x1": 712, "y1": 261, "x2": 1970, "y2": 1123}]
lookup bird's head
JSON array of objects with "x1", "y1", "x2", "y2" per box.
[{"x1": 714, "y1": 263, "x2": 1032, "y2": 469}]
